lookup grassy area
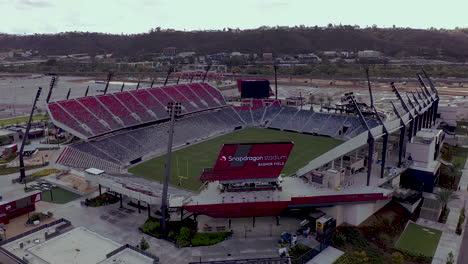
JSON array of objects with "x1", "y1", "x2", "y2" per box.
[
  {"x1": 453, "y1": 156, "x2": 466, "y2": 168},
  {"x1": 0, "y1": 164, "x2": 48, "y2": 176},
  {"x1": 0, "y1": 114, "x2": 48, "y2": 127},
  {"x1": 129, "y1": 128, "x2": 342, "y2": 191},
  {"x1": 41, "y1": 187, "x2": 81, "y2": 204},
  {"x1": 29, "y1": 168, "x2": 60, "y2": 179},
  {"x1": 395, "y1": 223, "x2": 442, "y2": 258}
]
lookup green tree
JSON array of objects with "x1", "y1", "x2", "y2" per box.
[
  {"x1": 139, "y1": 237, "x2": 149, "y2": 251},
  {"x1": 446, "y1": 251, "x2": 454, "y2": 264},
  {"x1": 318, "y1": 97, "x2": 325, "y2": 106},
  {"x1": 436, "y1": 189, "x2": 459, "y2": 218},
  {"x1": 309, "y1": 95, "x2": 316, "y2": 105}
]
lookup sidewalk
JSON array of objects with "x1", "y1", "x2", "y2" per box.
[{"x1": 429, "y1": 157, "x2": 468, "y2": 264}]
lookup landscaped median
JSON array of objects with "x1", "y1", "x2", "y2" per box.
[{"x1": 139, "y1": 217, "x2": 231, "y2": 247}]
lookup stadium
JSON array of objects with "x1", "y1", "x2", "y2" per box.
[{"x1": 45, "y1": 73, "x2": 441, "y2": 232}]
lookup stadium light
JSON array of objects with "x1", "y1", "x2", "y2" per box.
[{"x1": 161, "y1": 102, "x2": 182, "y2": 238}]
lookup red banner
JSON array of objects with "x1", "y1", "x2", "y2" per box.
[{"x1": 201, "y1": 142, "x2": 294, "y2": 181}]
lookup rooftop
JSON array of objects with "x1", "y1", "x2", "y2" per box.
[{"x1": 1, "y1": 225, "x2": 158, "y2": 264}]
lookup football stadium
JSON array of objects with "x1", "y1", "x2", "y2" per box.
[{"x1": 43, "y1": 73, "x2": 442, "y2": 231}]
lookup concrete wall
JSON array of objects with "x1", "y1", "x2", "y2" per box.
[
  {"x1": 320, "y1": 199, "x2": 390, "y2": 226},
  {"x1": 342, "y1": 199, "x2": 390, "y2": 226},
  {"x1": 406, "y1": 141, "x2": 434, "y2": 168}
]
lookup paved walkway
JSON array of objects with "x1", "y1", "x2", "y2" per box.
[
  {"x1": 48, "y1": 195, "x2": 294, "y2": 264},
  {"x1": 456, "y1": 157, "x2": 468, "y2": 264},
  {"x1": 429, "y1": 156, "x2": 468, "y2": 264}
]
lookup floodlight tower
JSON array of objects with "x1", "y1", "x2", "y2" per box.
[
  {"x1": 160, "y1": 102, "x2": 182, "y2": 237},
  {"x1": 19, "y1": 87, "x2": 42, "y2": 184},
  {"x1": 274, "y1": 64, "x2": 279, "y2": 100}
]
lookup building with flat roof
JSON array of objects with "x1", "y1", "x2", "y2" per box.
[{"x1": 0, "y1": 220, "x2": 159, "y2": 264}]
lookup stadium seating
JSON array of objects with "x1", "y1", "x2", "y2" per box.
[
  {"x1": 48, "y1": 102, "x2": 92, "y2": 138},
  {"x1": 57, "y1": 100, "x2": 110, "y2": 135},
  {"x1": 96, "y1": 94, "x2": 139, "y2": 127},
  {"x1": 57, "y1": 147, "x2": 121, "y2": 173},
  {"x1": 58, "y1": 107, "x2": 245, "y2": 170},
  {"x1": 286, "y1": 110, "x2": 313, "y2": 132},
  {"x1": 131, "y1": 90, "x2": 169, "y2": 119},
  {"x1": 251, "y1": 108, "x2": 266, "y2": 125},
  {"x1": 302, "y1": 113, "x2": 330, "y2": 134},
  {"x1": 234, "y1": 106, "x2": 254, "y2": 125},
  {"x1": 176, "y1": 84, "x2": 208, "y2": 108},
  {"x1": 114, "y1": 92, "x2": 154, "y2": 122},
  {"x1": 268, "y1": 108, "x2": 298, "y2": 130},
  {"x1": 263, "y1": 104, "x2": 282, "y2": 122},
  {"x1": 200, "y1": 83, "x2": 226, "y2": 105},
  {"x1": 53, "y1": 92, "x2": 380, "y2": 172},
  {"x1": 47, "y1": 83, "x2": 227, "y2": 139},
  {"x1": 162, "y1": 86, "x2": 198, "y2": 113},
  {"x1": 77, "y1": 97, "x2": 123, "y2": 130},
  {"x1": 319, "y1": 115, "x2": 348, "y2": 137},
  {"x1": 187, "y1": 83, "x2": 221, "y2": 108}
]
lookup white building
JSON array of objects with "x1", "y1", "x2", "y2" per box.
[{"x1": 358, "y1": 50, "x2": 382, "y2": 58}]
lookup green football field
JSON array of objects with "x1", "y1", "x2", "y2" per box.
[{"x1": 128, "y1": 128, "x2": 342, "y2": 191}]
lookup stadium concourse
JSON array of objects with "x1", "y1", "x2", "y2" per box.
[{"x1": 47, "y1": 77, "x2": 442, "y2": 228}]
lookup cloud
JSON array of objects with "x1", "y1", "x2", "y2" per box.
[{"x1": 15, "y1": 0, "x2": 53, "y2": 8}]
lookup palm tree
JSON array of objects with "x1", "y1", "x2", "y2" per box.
[
  {"x1": 309, "y1": 95, "x2": 316, "y2": 105},
  {"x1": 436, "y1": 188, "x2": 459, "y2": 220}
]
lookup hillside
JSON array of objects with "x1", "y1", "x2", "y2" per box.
[{"x1": 0, "y1": 27, "x2": 467, "y2": 61}]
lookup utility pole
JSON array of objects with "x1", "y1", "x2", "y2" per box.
[
  {"x1": 19, "y1": 87, "x2": 42, "y2": 184},
  {"x1": 160, "y1": 102, "x2": 182, "y2": 237}
]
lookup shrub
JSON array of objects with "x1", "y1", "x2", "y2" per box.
[
  {"x1": 191, "y1": 232, "x2": 230, "y2": 247},
  {"x1": 288, "y1": 243, "x2": 312, "y2": 259},
  {"x1": 378, "y1": 233, "x2": 393, "y2": 249},
  {"x1": 177, "y1": 227, "x2": 191, "y2": 247},
  {"x1": 391, "y1": 251, "x2": 404, "y2": 264},
  {"x1": 139, "y1": 237, "x2": 149, "y2": 251},
  {"x1": 140, "y1": 218, "x2": 161, "y2": 238}
]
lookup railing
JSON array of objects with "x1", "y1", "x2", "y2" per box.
[
  {"x1": 0, "y1": 246, "x2": 27, "y2": 264},
  {"x1": 189, "y1": 257, "x2": 290, "y2": 264},
  {"x1": 0, "y1": 218, "x2": 71, "y2": 246},
  {"x1": 105, "y1": 244, "x2": 159, "y2": 263}
]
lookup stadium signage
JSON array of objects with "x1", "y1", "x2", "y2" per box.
[
  {"x1": 224, "y1": 155, "x2": 288, "y2": 163},
  {"x1": 201, "y1": 142, "x2": 294, "y2": 181}
]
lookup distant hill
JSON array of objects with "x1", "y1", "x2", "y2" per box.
[{"x1": 0, "y1": 27, "x2": 467, "y2": 61}]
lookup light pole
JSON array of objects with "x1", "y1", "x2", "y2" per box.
[
  {"x1": 19, "y1": 87, "x2": 42, "y2": 184},
  {"x1": 160, "y1": 102, "x2": 182, "y2": 238}
]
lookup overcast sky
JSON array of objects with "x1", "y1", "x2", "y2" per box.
[{"x1": 1, "y1": 0, "x2": 467, "y2": 34}]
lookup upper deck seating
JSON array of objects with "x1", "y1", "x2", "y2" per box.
[{"x1": 47, "y1": 83, "x2": 226, "y2": 139}]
